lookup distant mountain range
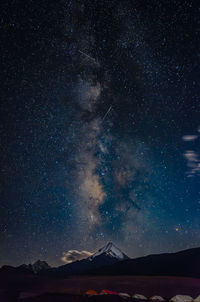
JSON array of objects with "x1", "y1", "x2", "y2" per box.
[
  {"x1": 1, "y1": 242, "x2": 200, "y2": 278},
  {"x1": 40, "y1": 242, "x2": 129, "y2": 277},
  {"x1": 19, "y1": 259, "x2": 51, "y2": 273},
  {"x1": 0, "y1": 260, "x2": 51, "y2": 275}
]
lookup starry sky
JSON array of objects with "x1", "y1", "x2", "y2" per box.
[{"x1": 0, "y1": 0, "x2": 200, "y2": 267}]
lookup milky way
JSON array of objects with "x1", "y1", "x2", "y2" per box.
[
  {"x1": 61, "y1": 4, "x2": 154, "y2": 249},
  {"x1": 1, "y1": 0, "x2": 199, "y2": 266}
]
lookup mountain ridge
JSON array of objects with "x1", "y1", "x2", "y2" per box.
[
  {"x1": 88, "y1": 246, "x2": 200, "y2": 278},
  {"x1": 1, "y1": 244, "x2": 200, "y2": 279},
  {"x1": 40, "y1": 242, "x2": 127, "y2": 277}
]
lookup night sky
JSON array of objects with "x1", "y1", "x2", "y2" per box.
[{"x1": 1, "y1": 0, "x2": 199, "y2": 267}]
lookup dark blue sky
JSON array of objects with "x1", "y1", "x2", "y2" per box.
[{"x1": 0, "y1": 0, "x2": 199, "y2": 267}]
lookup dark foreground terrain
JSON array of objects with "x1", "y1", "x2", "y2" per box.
[{"x1": 0, "y1": 270, "x2": 200, "y2": 302}]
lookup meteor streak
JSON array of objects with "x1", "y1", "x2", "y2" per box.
[
  {"x1": 102, "y1": 105, "x2": 112, "y2": 121},
  {"x1": 78, "y1": 50, "x2": 97, "y2": 63}
]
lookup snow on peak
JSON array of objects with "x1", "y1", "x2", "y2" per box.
[{"x1": 89, "y1": 242, "x2": 128, "y2": 261}]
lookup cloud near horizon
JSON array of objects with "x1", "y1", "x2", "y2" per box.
[
  {"x1": 182, "y1": 126, "x2": 200, "y2": 177},
  {"x1": 61, "y1": 250, "x2": 93, "y2": 264}
]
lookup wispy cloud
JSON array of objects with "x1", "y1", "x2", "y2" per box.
[
  {"x1": 61, "y1": 250, "x2": 93, "y2": 264},
  {"x1": 182, "y1": 135, "x2": 198, "y2": 142},
  {"x1": 184, "y1": 150, "x2": 200, "y2": 177},
  {"x1": 182, "y1": 126, "x2": 200, "y2": 177}
]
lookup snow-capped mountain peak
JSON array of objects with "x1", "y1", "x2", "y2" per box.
[{"x1": 89, "y1": 242, "x2": 129, "y2": 261}]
